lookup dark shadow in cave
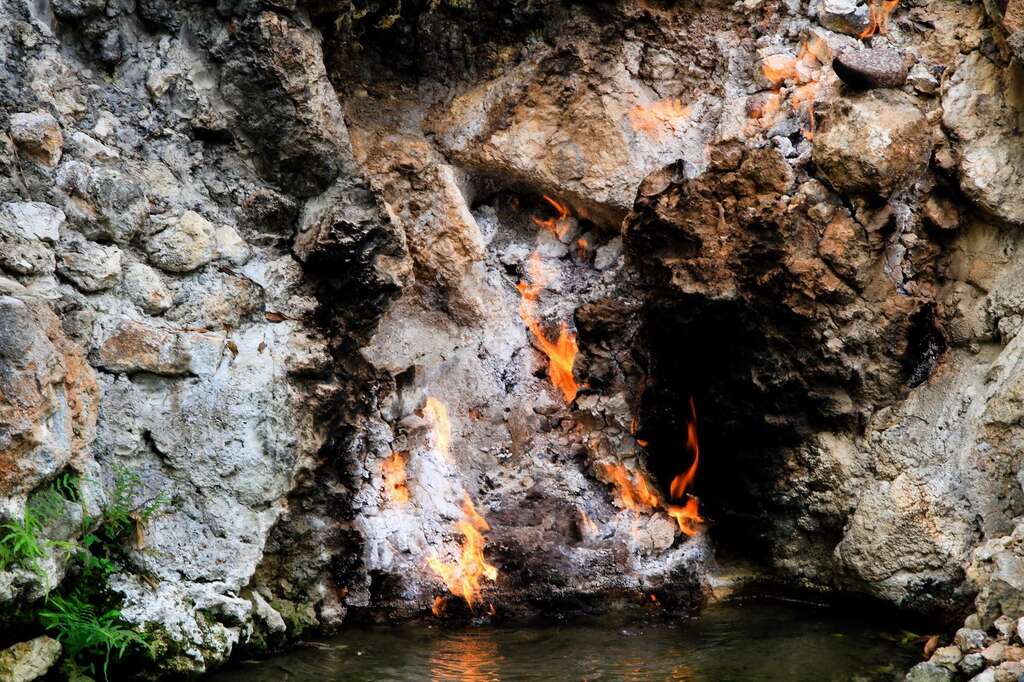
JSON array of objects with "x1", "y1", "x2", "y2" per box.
[{"x1": 636, "y1": 296, "x2": 814, "y2": 566}]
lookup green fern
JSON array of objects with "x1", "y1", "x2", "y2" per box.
[
  {"x1": 0, "y1": 508, "x2": 46, "y2": 572},
  {"x1": 39, "y1": 594, "x2": 152, "y2": 681}
]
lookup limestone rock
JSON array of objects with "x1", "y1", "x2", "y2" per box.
[
  {"x1": 0, "y1": 296, "x2": 99, "y2": 497},
  {"x1": 56, "y1": 161, "x2": 149, "y2": 243},
  {"x1": 8, "y1": 111, "x2": 63, "y2": 167},
  {"x1": 56, "y1": 234, "x2": 122, "y2": 292},
  {"x1": 95, "y1": 319, "x2": 224, "y2": 376},
  {"x1": 814, "y1": 89, "x2": 932, "y2": 197},
  {"x1": 0, "y1": 636, "x2": 61, "y2": 682},
  {"x1": 145, "y1": 211, "x2": 216, "y2": 273},
  {"x1": 123, "y1": 262, "x2": 173, "y2": 315},
  {"x1": 832, "y1": 48, "x2": 912, "y2": 89},
  {"x1": 0, "y1": 203, "x2": 63, "y2": 277},
  {"x1": 942, "y1": 53, "x2": 1024, "y2": 225}
]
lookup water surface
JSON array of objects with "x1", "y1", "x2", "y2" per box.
[{"x1": 210, "y1": 599, "x2": 921, "y2": 681}]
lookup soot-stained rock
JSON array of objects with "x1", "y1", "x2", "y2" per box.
[
  {"x1": 813, "y1": 89, "x2": 932, "y2": 197},
  {"x1": 833, "y1": 48, "x2": 912, "y2": 89}
]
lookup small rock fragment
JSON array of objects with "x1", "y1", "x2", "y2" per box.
[
  {"x1": 8, "y1": 111, "x2": 63, "y2": 166},
  {"x1": 956, "y1": 627, "x2": 990, "y2": 652},
  {"x1": 832, "y1": 48, "x2": 912, "y2": 89},
  {"x1": 923, "y1": 194, "x2": 961, "y2": 231},
  {"x1": 930, "y1": 645, "x2": 963, "y2": 670},
  {"x1": 982, "y1": 642, "x2": 1006, "y2": 665},
  {"x1": 908, "y1": 62, "x2": 941, "y2": 94},
  {"x1": 960, "y1": 652, "x2": 986, "y2": 677}
]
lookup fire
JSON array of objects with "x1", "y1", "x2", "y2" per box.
[
  {"x1": 427, "y1": 495, "x2": 498, "y2": 608},
  {"x1": 859, "y1": 0, "x2": 899, "y2": 39},
  {"x1": 532, "y1": 195, "x2": 571, "y2": 240},
  {"x1": 602, "y1": 399, "x2": 704, "y2": 537},
  {"x1": 578, "y1": 509, "x2": 599, "y2": 536},
  {"x1": 381, "y1": 451, "x2": 410, "y2": 504},
  {"x1": 666, "y1": 397, "x2": 703, "y2": 536},
  {"x1": 628, "y1": 98, "x2": 692, "y2": 138},
  {"x1": 601, "y1": 462, "x2": 662, "y2": 512},
  {"x1": 753, "y1": 38, "x2": 825, "y2": 140},
  {"x1": 431, "y1": 595, "x2": 446, "y2": 617},
  {"x1": 517, "y1": 253, "x2": 579, "y2": 402},
  {"x1": 424, "y1": 396, "x2": 451, "y2": 459}
]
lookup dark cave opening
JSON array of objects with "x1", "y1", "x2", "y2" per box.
[{"x1": 636, "y1": 296, "x2": 816, "y2": 567}]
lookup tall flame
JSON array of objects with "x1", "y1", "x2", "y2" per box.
[
  {"x1": 666, "y1": 397, "x2": 703, "y2": 536},
  {"x1": 532, "y1": 195, "x2": 572, "y2": 240},
  {"x1": 381, "y1": 451, "x2": 410, "y2": 504},
  {"x1": 602, "y1": 462, "x2": 662, "y2": 512},
  {"x1": 424, "y1": 396, "x2": 452, "y2": 459},
  {"x1": 427, "y1": 495, "x2": 498, "y2": 608},
  {"x1": 517, "y1": 253, "x2": 579, "y2": 402},
  {"x1": 859, "y1": 0, "x2": 899, "y2": 39}
]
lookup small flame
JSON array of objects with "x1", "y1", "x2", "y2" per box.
[
  {"x1": 577, "y1": 237, "x2": 589, "y2": 260},
  {"x1": 628, "y1": 98, "x2": 692, "y2": 138},
  {"x1": 381, "y1": 451, "x2": 410, "y2": 504},
  {"x1": 666, "y1": 397, "x2": 703, "y2": 536},
  {"x1": 859, "y1": 0, "x2": 899, "y2": 39},
  {"x1": 602, "y1": 399, "x2": 703, "y2": 537},
  {"x1": 601, "y1": 462, "x2": 662, "y2": 512},
  {"x1": 431, "y1": 595, "x2": 446, "y2": 617},
  {"x1": 517, "y1": 253, "x2": 579, "y2": 402},
  {"x1": 578, "y1": 509, "x2": 599, "y2": 536},
  {"x1": 754, "y1": 40, "x2": 823, "y2": 140},
  {"x1": 424, "y1": 396, "x2": 451, "y2": 459},
  {"x1": 532, "y1": 195, "x2": 572, "y2": 240},
  {"x1": 427, "y1": 495, "x2": 498, "y2": 608}
]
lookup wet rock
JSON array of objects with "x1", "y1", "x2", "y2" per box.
[
  {"x1": 818, "y1": 0, "x2": 871, "y2": 36},
  {"x1": 56, "y1": 234, "x2": 122, "y2": 292},
  {"x1": 123, "y1": 262, "x2": 173, "y2": 315},
  {"x1": 145, "y1": 211, "x2": 216, "y2": 273},
  {"x1": 813, "y1": 89, "x2": 932, "y2": 197},
  {"x1": 95, "y1": 319, "x2": 224, "y2": 376},
  {"x1": 906, "y1": 661, "x2": 955, "y2": 682},
  {"x1": 0, "y1": 636, "x2": 62, "y2": 682},
  {"x1": 942, "y1": 52, "x2": 1024, "y2": 225},
  {"x1": 56, "y1": 161, "x2": 149, "y2": 243},
  {"x1": 8, "y1": 111, "x2": 63, "y2": 167},
  {"x1": 833, "y1": 48, "x2": 912, "y2": 89}
]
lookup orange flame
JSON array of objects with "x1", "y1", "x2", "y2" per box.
[
  {"x1": 602, "y1": 399, "x2": 703, "y2": 537},
  {"x1": 517, "y1": 253, "x2": 579, "y2": 402},
  {"x1": 578, "y1": 509, "x2": 599, "y2": 535},
  {"x1": 431, "y1": 595, "x2": 446, "y2": 617},
  {"x1": 381, "y1": 451, "x2": 410, "y2": 504},
  {"x1": 424, "y1": 396, "x2": 451, "y2": 459},
  {"x1": 859, "y1": 0, "x2": 899, "y2": 39},
  {"x1": 532, "y1": 195, "x2": 572, "y2": 240},
  {"x1": 601, "y1": 462, "x2": 662, "y2": 512},
  {"x1": 667, "y1": 397, "x2": 703, "y2": 536},
  {"x1": 427, "y1": 495, "x2": 498, "y2": 608},
  {"x1": 754, "y1": 40, "x2": 823, "y2": 140},
  {"x1": 628, "y1": 98, "x2": 692, "y2": 138}
]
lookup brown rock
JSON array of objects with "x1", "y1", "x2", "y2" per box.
[
  {"x1": 95, "y1": 319, "x2": 224, "y2": 376},
  {"x1": 833, "y1": 48, "x2": 913, "y2": 89},
  {"x1": 813, "y1": 89, "x2": 933, "y2": 197},
  {"x1": 923, "y1": 195, "x2": 961, "y2": 231},
  {"x1": 8, "y1": 111, "x2": 63, "y2": 167}
]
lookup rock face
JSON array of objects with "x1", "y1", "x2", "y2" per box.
[{"x1": 0, "y1": 0, "x2": 1023, "y2": 678}]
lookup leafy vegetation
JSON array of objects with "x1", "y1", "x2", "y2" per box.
[{"x1": 0, "y1": 468, "x2": 170, "y2": 681}]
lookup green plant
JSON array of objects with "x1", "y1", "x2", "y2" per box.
[
  {"x1": 39, "y1": 594, "x2": 153, "y2": 680},
  {"x1": 0, "y1": 508, "x2": 46, "y2": 572}
]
